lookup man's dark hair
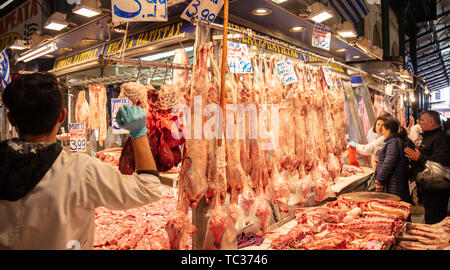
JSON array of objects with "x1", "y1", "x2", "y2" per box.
[
  {"x1": 421, "y1": 110, "x2": 441, "y2": 127},
  {"x1": 1, "y1": 72, "x2": 65, "y2": 135}
]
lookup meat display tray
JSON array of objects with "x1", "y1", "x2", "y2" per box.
[{"x1": 338, "y1": 192, "x2": 401, "y2": 202}]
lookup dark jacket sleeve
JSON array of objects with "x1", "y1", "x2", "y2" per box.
[
  {"x1": 417, "y1": 133, "x2": 450, "y2": 171},
  {"x1": 377, "y1": 139, "x2": 399, "y2": 186}
]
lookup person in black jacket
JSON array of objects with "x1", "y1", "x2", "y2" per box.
[
  {"x1": 375, "y1": 117, "x2": 414, "y2": 204},
  {"x1": 405, "y1": 110, "x2": 450, "y2": 224}
]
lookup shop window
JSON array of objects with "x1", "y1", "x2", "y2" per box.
[{"x1": 435, "y1": 90, "x2": 441, "y2": 100}]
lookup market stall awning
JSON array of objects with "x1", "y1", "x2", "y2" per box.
[{"x1": 227, "y1": 0, "x2": 378, "y2": 63}]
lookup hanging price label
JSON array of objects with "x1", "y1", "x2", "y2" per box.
[
  {"x1": 322, "y1": 66, "x2": 333, "y2": 87},
  {"x1": 277, "y1": 60, "x2": 298, "y2": 85},
  {"x1": 181, "y1": 0, "x2": 224, "y2": 23},
  {"x1": 112, "y1": 0, "x2": 168, "y2": 23},
  {"x1": 111, "y1": 98, "x2": 133, "y2": 135},
  {"x1": 69, "y1": 123, "x2": 87, "y2": 153},
  {"x1": 312, "y1": 23, "x2": 331, "y2": 51},
  {"x1": 227, "y1": 41, "x2": 253, "y2": 74}
]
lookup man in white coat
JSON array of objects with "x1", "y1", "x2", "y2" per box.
[{"x1": 0, "y1": 73, "x2": 162, "y2": 250}]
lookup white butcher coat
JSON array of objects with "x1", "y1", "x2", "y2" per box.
[
  {"x1": 0, "y1": 151, "x2": 162, "y2": 250},
  {"x1": 356, "y1": 135, "x2": 386, "y2": 169}
]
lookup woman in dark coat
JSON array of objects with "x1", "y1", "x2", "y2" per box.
[{"x1": 375, "y1": 118, "x2": 414, "y2": 204}]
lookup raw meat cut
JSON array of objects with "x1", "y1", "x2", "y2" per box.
[
  {"x1": 118, "y1": 81, "x2": 185, "y2": 173},
  {"x1": 89, "y1": 84, "x2": 107, "y2": 147},
  {"x1": 271, "y1": 197, "x2": 411, "y2": 250},
  {"x1": 75, "y1": 91, "x2": 90, "y2": 130}
]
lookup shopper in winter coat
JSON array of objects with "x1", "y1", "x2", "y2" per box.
[
  {"x1": 375, "y1": 117, "x2": 414, "y2": 204},
  {"x1": 405, "y1": 110, "x2": 450, "y2": 224},
  {"x1": 349, "y1": 115, "x2": 389, "y2": 170},
  {"x1": 0, "y1": 73, "x2": 162, "y2": 249}
]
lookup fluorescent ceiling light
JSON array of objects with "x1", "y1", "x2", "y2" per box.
[
  {"x1": 337, "y1": 21, "x2": 357, "y2": 38},
  {"x1": 352, "y1": 55, "x2": 361, "y2": 59},
  {"x1": 0, "y1": 0, "x2": 14, "y2": 9},
  {"x1": 141, "y1": 47, "x2": 193, "y2": 62},
  {"x1": 212, "y1": 34, "x2": 243, "y2": 40},
  {"x1": 289, "y1": 26, "x2": 306, "y2": 32},
  {"x1": 308, "y1": 2, "x2": 333, "y2": 23},
  {"x1": 251, "y1": 8, "x2": 272, "y2": 16},
  {"x1": 44, "y1": 12, "x2": 69, "y2": 31},
  {"x1": 336, "y1": 48, "x2": 347, "y2": 53},
  {"x1": 9, "y1": 39, "x2": 29, "y2": 50},
  {"x1": 17, "y1": 43, "x2": 58, "y2": 62},
  {"x1": 73, "y1": 5, "x2": 101, "y2": 17},
  {"x1": 271, "y1": 0, "x2": 288, "y2": 3}
]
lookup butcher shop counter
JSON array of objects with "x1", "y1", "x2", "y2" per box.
[{"x1": 331, "y1": 167, "x2": 374, "y2": 195}]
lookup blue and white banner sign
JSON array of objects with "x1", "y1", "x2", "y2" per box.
[
  {"x1": 0, "y1": 49, "x2": 11, "y2": 90},
  {"x1": 112, "y1": 0, "x2": 167, "y2": 23}
]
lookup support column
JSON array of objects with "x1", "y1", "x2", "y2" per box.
[
  {"x1": 398, "y1": 0, "x2": 406, "y2": 62},
  {"x1": 410, "y1": 30, "x2": 420, "y2": 120},
  {"x1": 381, "y1": 0, "x2": 390, "y2": 59}
]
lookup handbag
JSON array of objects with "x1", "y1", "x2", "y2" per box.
[{"x1": 416, "y1": 160, "x2": 450, "y2": 189}]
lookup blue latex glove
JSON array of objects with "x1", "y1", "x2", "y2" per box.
[
  {"x1": 348, "y1": 141, "x2": 357, "y2": 148},
  {"x1": 116, "y1": 105, "x2": 147, "y2": 139}
]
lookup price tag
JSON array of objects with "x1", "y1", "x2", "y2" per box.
[
  {"x1": 227, "y1": 41, "x2": 253, "y2": 74},
  {"x1": 111, "y1": 98, "x2": 133, "y2": 135},
  {"x1": 69, "y1": 123, "x2": 87, "y2": 153},
  {"x1": 181, "y1": 0, "x2": 224, "y2": 23},
  {"x1": 312, "y1": 23, "x2": 331, "y2": 51},
  {"x1": 322, "y1": 66, "x2": 333, "y2": 87},
  {"x1": 112, "y1": 0, "x2": 167, "y2": 23},
  {"x1": 276, "y1": 60, "x2": 298, "y2": 85}
]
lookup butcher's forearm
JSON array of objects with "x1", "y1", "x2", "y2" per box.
[{"x1": 132, "y1": 136, "x2": 157, "y2": 171}]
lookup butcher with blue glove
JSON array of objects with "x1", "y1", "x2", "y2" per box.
[{"x1": 0, "y1": 73, "x2": 162, "y2": 250}]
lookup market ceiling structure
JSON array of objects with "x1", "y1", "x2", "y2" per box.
[{"x1": 394, "y1": 0, "x2": 449, "y2": 92}]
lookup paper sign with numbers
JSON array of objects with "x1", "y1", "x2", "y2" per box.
[
  {"x1": 277, "y1": 60, "x2": 298, "y2": 85},
  {"x1": 181, "y1": 0, "x2": 224, "y2": 23},
  {"x1": 312, "y1": 23, "x2": 331, "y2": 51},
  {"x1": 227, "y1": 42, "x2": 253, "y2": 74},
  {"x1": 69, "y1": 123, "x2": 87, "y2": 153},
  {"x1": 112, "y1": 0, "x2": 167, "y2": 23},
  {"x1": 111, "y1": 98, "x2": 133, "y2": 135}
]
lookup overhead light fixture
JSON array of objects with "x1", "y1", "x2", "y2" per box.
[
  {"x1": 353, "y1": 55, "x2": 361, "y2": 59},
  {"x1": 82, "y1": 38, "x2": 100, "y2": 43},
  {"x1": 400, "y1": 69, "x2": 411, "y2": 79},
  {"x1": 212, "y1": 33, "x2": 243, "y2": 40},
  {"x1": 141, "y1": 46, "x2": 194, "y2": 62},
  {"x1": 289, "y1": 26, "x2": 306, "y2": 32},
  {"x1": 336, "y1": 48, "x2": 347, "y2": 53},
  {"x1": 17, "y1": 43, "x2": 58, "y2": 63},
  {"x1": 9, "y1": 39, "x2": 29, "y2": 50},
  {"x1": 252, "y1": 8, "x2": 272, "y2": 16},
  {"x1": 410, "y1": 93, "x2": 415, "y2": 103},
  {"x1": 73, "y1": 0, "x2": 102, "y2": 18},
  {"x1": 270, "y1": 0, "x2": 288, "y2": 3},
  {"x1": 355, "y1": 37, "x2": 372, "y2": 54},
  {"x1": 44, "y1": 12, "x2": 69, "y2": 31},
  {"x1": 403, "y1": 95, "x2": 408, "y2": 102},
  {"x1": 308, "y1": 2, "x2": 333, "y2": 23},
  {"x1": 0, "y1": 0, "x2": 14, "y2": 10},
  {"x1": 337, "y1": 21, "x2": 357, "y2": 38},
  {"x1": 424, "y1": 85, "x2": 430, "y2": 95},
  {"x1": 401, "y1": 83, "x2": 406, "y2": 89}
]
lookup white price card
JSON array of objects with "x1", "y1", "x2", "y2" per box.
[
  {"x1": 181, "y1": 0, "x2": 224, "y2": 23},
  {"x1": 227, "y1": 42, "x2": 253, "y2": 74},
  {"x1": 111, "y1": 98, "x2": 133, "y2": 135},
  {"x1": 322, "y1": 66, "x2": 333, "y2": 87},
  {"x1": 312, "y1": 23, "x2": 331, "y2": 51},
  {"x1": 69, "y1": 123, "x2": 87, "y2": 153},
  {"x1": 112, "y1": 0, "x2": 167, "y2": 23},
  {"x1": 276, "y1": 60, "x2": 298, "y2": 85}
]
